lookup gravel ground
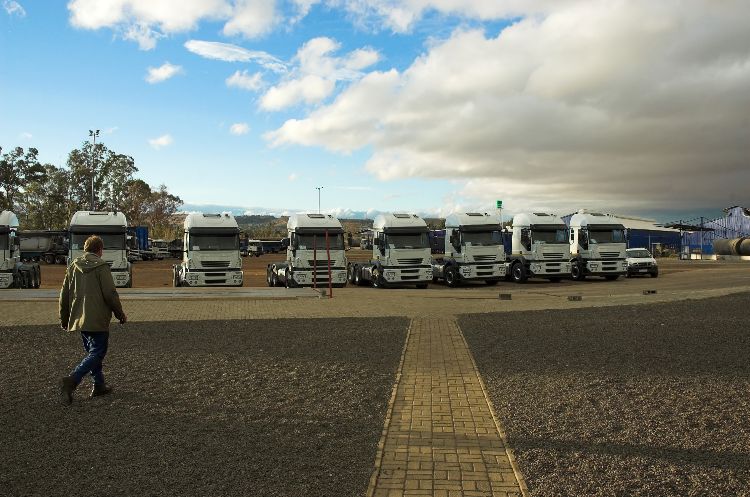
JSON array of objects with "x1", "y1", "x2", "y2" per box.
[
  {"x1": 0, "y1": 317, "x2": 408, "y2": 497},
  {"x1": 461, "y1": 293, "x2": 750, "y2": 497}
]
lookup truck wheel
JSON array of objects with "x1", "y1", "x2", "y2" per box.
[
  {"x1": 650, "y1": 269, "x2": 659, "y2": 278},
  {"x1": 604, "y1": 274, "x2": 619, "y2": 281},
  {"x1": 45, "y1": 254, "x2": 55, "y2": 265},
  {"x1": 571, "y1": 261, "x2": 586, "y2": 281},
  {"x1": 353, "y1": 266, "x2": 361, "y2": 286},
  {"x1": 56, "y1": 256, "x2": 66, "y2": 265},
  {"x1": 271, "y1": 271, "x2": 279, "y2": 288},
  {"x1": 445, "y1": 267, "x2": 459, "y2": 287},
  {"x1": 372, "y1": 267, "x2": 385, "y2": 288},
  {"x1": 266, "y1": 267, "x2": 274, "y2": 287},
  {"x1": 173, "y1": 267, "x2": 180, "y2": 287},
  {"x1": 485, "y1": 280, "x2": 499, "y2": 286},
  {"x1": 347, "y1": 265, "x2": 356, "y2": 284},
  {"x1": 511, "y1": 262, "x2": 528, "y2": 283},
  {"x1": 33, "y1": 266, "x2": 41, "y2": 289},
  {"x1": 285, "y1": 269, "x2": 294, "y2": 288}
]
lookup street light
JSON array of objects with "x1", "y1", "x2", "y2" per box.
[
  {"x1": 89, "y1": 129, "x2": 100, "y2": 211},
  {"x1": 316, "y1": 186, "x2": 323, "y2": 214}
]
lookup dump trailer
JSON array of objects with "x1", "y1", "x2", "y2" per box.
[
  {"x1": 348, "y1": 213, "x2": 432, "y2": 289},
  {"x1": 568, "y1": 210, "x2": 627, "y2": 281},
  {"x1": 432, "y1": 213, "x2": 506, "y2": 287},
  {"x1": 69, "y1": 211, "x2": 132, "y2": 288},
  {"x1": 0, "y1": 211, "x2": 41, "y2": 288},
  {"x1": 267, "y1": 213, "x2": 348, "y2": 288},
  {"x1": 506, "y1": 212, "x2": 572, "y2": 283},
  {"x1": 173, "y1": 213, "x2": 243, "y2": 287},
  {"x1": 18, "y1": 230, "x2": 68, "y2": 264}
]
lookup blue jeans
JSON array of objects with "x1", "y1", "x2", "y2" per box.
[{"x1": 71, "y1": 332, "x2": 109, "y2": 386}]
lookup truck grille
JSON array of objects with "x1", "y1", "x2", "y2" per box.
[
  {"x1": 601, "y1": 252, "x2": 620, "y2": 258},
  {"x1": 307, "y1": 260, "x2": 332, "y2": 267},
  {"x1": 473, "y1": 255, "x2": 496, "y2": 262},
  {"x1": 202, "y1": 260, "x2": 230, "y2": 268},
  {"x1": 397, "y1": 258, "x2": 422, "y2": 265},
  {"x1": 543, "y1": 253, "x2": 564, "y2": 259}
]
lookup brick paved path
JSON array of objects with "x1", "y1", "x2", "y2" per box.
[{"x1": 368, "y1": 318, "x2": 527, "y2": 497}]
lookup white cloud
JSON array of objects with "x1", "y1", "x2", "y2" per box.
[
  {"x1": 260, "y1": 37, "x2": 379, "y2": 110},
  {"x1": 267, "y1": 1, "x2": 750, "y2": 212},
  {"x1": 288, "y1": 173, "x2": 298, "y2": 181},
  {"x1": 104, "y1": 126, "x2": 119, "y2": 135},
  {"x1": 145, "y1": 62, "x2": 183, "y2": 83},
  {"x1": 148, "y1": 134, "x2": 173, "y2": 150},
  {"x1": 3, "y1": 0, "x2": 25, "y2": 17},
  {"x1": 123, "y1": 22, "x2": 163, "y2": 50},
  {"x1": 19, "y1": 132, "x2": 32, "y2": 139},
  {"x1": 222, "y1": 0, "x2": 277, "y2": 38},
  {"x1": 229, "y1": 122, "x2": 250, "y2": 135},
  {"x1": 226, "y1": 70, "x2": 264, "y2": 91},
  {"x1": 184, "y1": 40, "x2": 286, "y2": 72}
]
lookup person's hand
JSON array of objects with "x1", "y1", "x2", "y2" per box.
[{"x1": 119, "y1": 313, "x2": 128, "y2": 325}]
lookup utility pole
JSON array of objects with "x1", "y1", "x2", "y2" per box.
[
  {"x1": 89, "y1": 129, "x2": 100, "y2": 211},
  {"x1": 316, "y1": 186, "x2": 323, "y2": 214}
]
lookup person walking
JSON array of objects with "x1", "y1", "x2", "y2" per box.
[{"x1": 59, "y1": 235, "x2": 127, "y2": 405}]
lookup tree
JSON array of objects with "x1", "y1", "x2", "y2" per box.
[
  {"x1": 0, "y1": 146, "x2": 47, "y2": 211},
  {"x1": 19, "y1": 165, "x2": 74, "y2": 229},
  {"x1": 148, "y1": 184, "x2": 183, "y2": 239},
  {"x1": 121, "y1": 179, "x2": 153, "y2": 226},
  {"x1": 65, "y1": 141, "x2": 137, "y2": 211}
]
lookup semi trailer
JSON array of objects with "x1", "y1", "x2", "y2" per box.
[
  {"x1": 568, "y1": 210, "x2": 628, "y2": 281},
  {"x1": 0, "y1": 211, "x2": 41, "y2": 289},
  {"x1": 18, "y1": 230, "x2": 68, "y2": 264},
  {"x1": 173, "y1": 213, "x2": 243, "y2": 287},
  {"x1": 431, "y1": 213, "x2": 506, "y2": 287},
  {"x1": 267, "y1": 213, "x2": 347, "y2": 288},
  {"x1": 506, "y1": 212, "x2": 572, "y2": 283},
  {"x1": 69, "y1": 211, "x2": 132, "y2": 287},
  {"x1": 348, "y1": 213, "x2": 432, "y2": 288}
]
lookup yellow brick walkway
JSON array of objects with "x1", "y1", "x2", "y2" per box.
[{"x1": 368, "y1": 318, "x2": 527, "y2": 497}]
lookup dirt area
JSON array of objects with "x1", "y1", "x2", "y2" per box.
[
  {"x1": 0, "y1": 317, "x2": 408, "y2": 497},
  {"x1": 461, "y1": 293, "x2": 750, "y2": 497},
  {"x1": 37, "y1": 253, "x2": 720, "y2": 290}
]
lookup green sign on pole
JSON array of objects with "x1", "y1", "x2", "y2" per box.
[{"x1": 496, "y1": 200, "x2": 503, "y2": 209}]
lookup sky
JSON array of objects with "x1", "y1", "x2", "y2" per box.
[{"x1": 1, "y1": 0, "x2": 748, "y2": 223}]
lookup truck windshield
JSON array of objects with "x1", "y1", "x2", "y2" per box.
[
  {"x1": 387, "y1": 233, "x2": 429, "y2": 249},
  {"x1": 627, "y1": 249, "x2": 652, "y2": 258},
  {"x1": 190, "y1": 234, "x2": 239, "y2": 251},
  {"x1": 589, "y1": 229, "x2": 625, "y2": 244},
  {"x1": 462, "y1": 231, "x2": 502, "y2": 246},
  {"x1": 297, "y1": 233, "x2": 344, "y2": 250},
  {"x1": 531, "y1": 228, "x2": 567, "y2": 244},
  {"x1": 71, "y1": 233, "x2": 125, "y2": 250}
]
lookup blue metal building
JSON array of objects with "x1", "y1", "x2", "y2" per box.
[{"x1": 678, "y1": 206, "x2": 750, "y2": 255}]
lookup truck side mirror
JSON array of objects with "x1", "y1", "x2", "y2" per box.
[{"x1": 378, "y1": 234, "x2": 386, "y2": 254}]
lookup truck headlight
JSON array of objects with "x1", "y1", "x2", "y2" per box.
[{"x1": 589, "y1": 262, "x2": 599, "y2": 270}]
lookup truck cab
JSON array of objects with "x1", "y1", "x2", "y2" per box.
[
  {"x1": 348, "y1": 213, "x2": 433, "y2": 288},
  {"x1": 507, "y1": 212, "x2": 572, "y2": 283},
  {"x1": 69, "y1": 211, "x2": 132, "y2": 287},
  {"x1": 267, "y1": 213, "x2": 348, "y2": 288},
  {"x1": 151, "y1": 239, "x2": 169, "y2": 260},
  {"x1": 174, "y1": 213, "x2": 243, "y2": 287},
  {"x1": 568, "y1": 210, "x2": 628, "y2": 280},
  {"x1": 432, "y1": 212, "x2": 506, "y2": 286},
  {"x1": 0, "y1": 211, "x2": 42, "y2": 289}
]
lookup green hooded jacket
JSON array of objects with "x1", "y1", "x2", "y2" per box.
[{"x1": 59, "y1": 252, "x2": 125, "y2": 332}]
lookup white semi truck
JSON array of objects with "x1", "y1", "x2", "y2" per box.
[
  {"x1": 568, "y1": 210, "x2": 628, "y2": 281},
  {"x1": 0, "y1": 210, "x2": 41, "y2": 289},
  {"x1": 431, "y1": 212, "x2": 506, "y2": 287},
  {"x1": 506, "y1": 212, "x2": 572, "y2": 283},
  {"x1": 266, "y1": 213, "x2": 347, "y2": 288},
  {"x1": 348, "y1": 213, "x2": 432, "y2": 289},
  {"x1": 173, "y1": 213, "x2": 243, "y2": 287},
  {"x1": 150, "y1": 238, "x2": 169, "y2": 260},
  {"x1": 69, "y1": 211, "x2": 132, "y2": 288}
]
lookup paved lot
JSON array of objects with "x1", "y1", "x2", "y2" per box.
[{"x1": 461, "y1": 293, "x2": 750, "y2": 497}]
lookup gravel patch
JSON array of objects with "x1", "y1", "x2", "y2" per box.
[
  {"x1": 460, "y1": 293, "x2": 750, "y2": 497},
  {"x1": 0, "y1": 317, "x2": 408, "y2": 497}
]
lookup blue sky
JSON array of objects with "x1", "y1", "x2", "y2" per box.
[{"x1": 1, "y1": 1, "x2": 748, "y2": 221}]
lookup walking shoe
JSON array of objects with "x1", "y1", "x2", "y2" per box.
[
  {"x1": 90, "y1": 384, "x2": 112, "y2": 399},
  {"x1": 60, "y1": 376, "x2": 76, "y2": 406}
]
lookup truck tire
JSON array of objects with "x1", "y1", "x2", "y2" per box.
[
  {"x1": 45, "y1": 254, "x2": 55, "y2": 265},
  {"x1": 372, "y1": 267, "x2": 385, "y2": 288},
  {"x1": 56, "y1": 256, "x2": 66, "y2": 265},
  {"x1": 271, "y1": 271, "x2": 279, "y2": 288},
  {"x1": 266, "y1": 267, "x2": 274, "y2": 287},
  {"x1": 650, "y1": 268, "x2": 659, "y2": 278},
  {"x1": 347, "y1": 265, "x2": 356, "y2": 284},
  {"x1": 604, "y1": 275, "x2": 619, "y2": 281},
  {"x1": 445, "y1": 267, "x2": 459, "y2": 287},
  {"x1": 173, "y1": 267, "x2": 180, "y2": 287},
  {"x1": 285, "y1": 269, "x2": 294, "y2": 288},
  {"x1": 33, "y1": 266, "x2": 41, "y2": 289},
  {"x1": 354, "y1": 266, "x2": 361, "y2": 286},
  {"x1": 511, "y1": 262, "x2": 528, "y2": 283},
  {"x1": 571, "y1": 261, "x2": 586, "y2": 281}
]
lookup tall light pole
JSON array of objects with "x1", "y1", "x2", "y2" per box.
[
  {"x1": 316, "y1": 186, "x2": 323, "y2": 214},
  {"x1": 89, "y1": 129, "x2": 100, "y2": 211}
]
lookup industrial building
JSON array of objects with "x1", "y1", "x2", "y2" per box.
[{"x1": 675, "y1": 206, "x2": 750, "y2": 257}]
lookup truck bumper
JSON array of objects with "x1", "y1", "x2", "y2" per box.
[
  {"x1": 183, "y1": 270, "x2": 243, "y2": 286},
  {"x1": 457, "y1": 263, "x2": 506, "y2": 280},
  {"x1": 0, "y1": 272, "x2": 13, "y2": 288},
  {"x1": 585, "y1": 259, "x2": 627, "y2": 275},
  {"x1": 382, "y1": 266, "x2": 433, "y2": 284},
  {"x1": 292, "y1": 268, "x2": 347, "y2": 286},
  {"x1": 112, "y1": 270, "x2": 131, "y2": 288},
  {"x1": 529, "y1": 261, "x2": 572, "y2": 277}
]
